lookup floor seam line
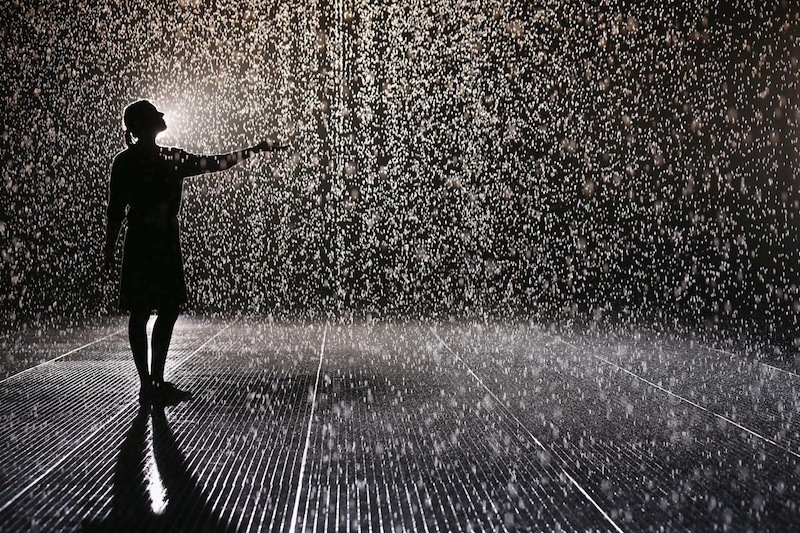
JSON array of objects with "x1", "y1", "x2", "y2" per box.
[
  {"x1": 0, "y1": 329, "x2": 125, "y2": 384},
  {"x1": 554, "y1": 337, "x2": 800, "y2": 460},
  {"x1": 430, "y1": 327, "x2": 625, "y2": 533},
  {"x1": 0, "y1": 320, "x2": 235, "y2": 515},
  {"x1": 706, "y1": 345, "x2": 800, "y2": 378},
  {"x1": 289, "y1": 322, "x2": 328, "y2": 533}
]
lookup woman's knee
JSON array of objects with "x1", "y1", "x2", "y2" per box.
[
  {"x1": 157, "y1": 306, "x2": 180, "y2": 323},
  {"x1": 129, "y1": 308, "x2": 150, "y2": 326}
]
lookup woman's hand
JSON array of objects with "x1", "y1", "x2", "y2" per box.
[{"x1": 255, "y1": 138, "x2": 289, "y2": 152}]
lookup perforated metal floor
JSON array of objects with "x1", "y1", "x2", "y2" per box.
[{"x1": 1, "y1": 317, "x2": 798, "y2": 531}]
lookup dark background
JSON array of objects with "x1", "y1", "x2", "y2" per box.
[{"x1": 1, "y1": 1, "x2": 797, "y2": 350}]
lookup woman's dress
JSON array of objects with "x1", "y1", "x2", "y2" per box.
[{"x1": 107, "y1": 144, "x2": 204, "y2": 311}]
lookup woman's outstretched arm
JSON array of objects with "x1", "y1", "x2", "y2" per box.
[{"x1": 174, "y1": 140, "x2": 288, "y2": 178}]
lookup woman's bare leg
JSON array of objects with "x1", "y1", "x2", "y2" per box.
[
  {"x1": 151, "y1": 306, "x2": 180, "y2": 383},
  {"x1": 128, "y1": 309, "x2": 151, "y2": 385}
]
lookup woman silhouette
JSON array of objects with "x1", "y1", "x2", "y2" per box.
[{"x1": 103, "y1": 100, "x2": 285, "y2": 405}]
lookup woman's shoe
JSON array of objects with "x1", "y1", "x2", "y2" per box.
[
  {"x1": 138, "y1": 381, "x2": 158, "y2": 406},
  {"x1": 155, "y1": 381, "x2": 193, "y2": 405}
]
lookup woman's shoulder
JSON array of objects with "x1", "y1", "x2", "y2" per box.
[{"x1": 111, "y1": 147, "x2": 133, "y2": 170}]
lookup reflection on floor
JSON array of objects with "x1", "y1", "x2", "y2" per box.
[{"x1": 1, "y1": 317, "x2": 799, "y2": 531}]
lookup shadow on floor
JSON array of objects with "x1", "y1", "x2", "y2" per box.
[{"x1": 82, "y1": 405, "x2": 236, "y2": 533}]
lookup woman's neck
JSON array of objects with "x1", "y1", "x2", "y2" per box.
[
  {"x1": 138, "y1": 136, "x2": 158, "y2": 148},
  {"x1": 133, "y1": 137, "x2": 159, "y2": 156}
]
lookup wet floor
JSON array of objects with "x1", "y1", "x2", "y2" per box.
[{"x1": 1, "y1": 317, "x2": 798, "y2": 531}]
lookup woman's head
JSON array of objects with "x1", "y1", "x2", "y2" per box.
[{"x1": 123, "y1": 100, "x2": 167, "y2": 146}]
